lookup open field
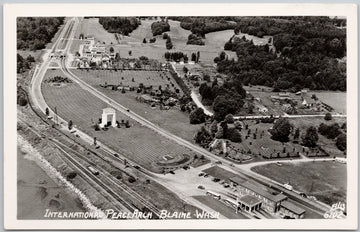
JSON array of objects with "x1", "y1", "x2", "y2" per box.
[
  {"x1": 308, "y1": 91, "x2": 346, "y2": 114},
  {"x1": 202, "y1": 165, "x2": 244, "y2": 182},
  {"x1": 75, "y1": 18, "x2": 117, "y2": 44},
  {"x1": 288, "y1": 117, "x2": 346, "y2": 158},
  {"x1": 70, "y1": 18, "x2": 241, "y2": 65},
  {"x1": 41, "y1": 69, "x2": 196, "y2": 173},
  {"x1": 72, "y1": 69, "x2": 181, "y2": 94},
  {"x1": 193, "y1": 195, "x2": 249, "y2": 219},
  {"x1": 73, "y1": 69, "x2": 201, "y2": 141},
  {"x1": 251, "y1": 161, "x2": 347, "y2": 206}
]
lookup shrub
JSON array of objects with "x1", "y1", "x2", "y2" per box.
[
  {"x1": 324, "y1": 113, "x2": 332, "y2": 121},
  {"x1": 336, "y1": 133, "x2": 346, "y2": 151},
  {"x1": 226, "y1": 128, "x2": 242, "y2": 142}
]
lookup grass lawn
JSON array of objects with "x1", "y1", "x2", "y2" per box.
[
  {"x1": 75, "y1": 18, "x2": 117, "y2": 44},
  {"x1": 202, "y1": 165, "x2": 245, "y2": 183},
  {"x1": 73, "y1": 69, "x2": 201, "y2": 141},
  {"x1": 308, "y1": 91, "x2": 346, "y2": 114},
  {"x1": 251, "y1": 161, "x2": 347, "y2": 206},
  {"x1": 289, "y1": 117, "x2": 346, "y2": 158},
  {"x1": 42, "y1": 69, "x2": 195, "y2": 173},
  {"x1": 224, "y1": 121, "x2": 305, "y2": 162},
  {"x1": 72, "y1": 69, "x2": 181, "y2": 94},
  {"x1": 193, "y1": 195, "x2": 249, "y2": 219}
]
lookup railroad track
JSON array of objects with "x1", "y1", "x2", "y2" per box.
[
  {"x1": 18, "y1": 116, "x2": 161, "y2": 218},
  {"x1": 50, "y1": 139, "x2": 161, "y2": 218}
]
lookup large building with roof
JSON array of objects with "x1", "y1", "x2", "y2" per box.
[
  {"x1": 229, "y1": 177, "x2": 288, "y2": 214},
  {"x1": 279, "y1": 200, "x2": 306, "y2": 219}
]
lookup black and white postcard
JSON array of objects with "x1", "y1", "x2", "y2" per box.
[{"x1": 3, "y1": 3, "x2": 358, "y2": 230}]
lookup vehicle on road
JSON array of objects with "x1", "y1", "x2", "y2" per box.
[
  {"x1": 284, "y1": 183, "x2": 293, "y2": 191},
  {"x1": 169, "y1": 170, "x2": 175, "y2": 175},
  {"x1": 206, "y1": 190, "x2": 221, "y2": 200},
  {"x1": 276, "y1": 162, "x2": 282, "y2": 166},
  {"x1": 88, "y1": 166, "x2": 100, "y2": 175},
  {"x1": 224, "y1": 198, "x2": 238, "y2": 209},
  {"x1": 197, "y1": 185, "x2": 205, "y2": 190},
  {"x1": 215, "y1": 160, "x2": 222, "y2": 165},
  {"x1": 113, "y1": 153, "x2": 119, "y2": 158}
]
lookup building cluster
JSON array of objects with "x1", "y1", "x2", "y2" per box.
[
  {"x1": 229, "y1": 176, "x2": 306, "y2": 219},
  {"x1": 76, "y1": 37, "x2": 115, "y2": 69}
]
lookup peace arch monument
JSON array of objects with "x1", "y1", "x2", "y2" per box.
[{"x1": 99, "y1": 107, "x2": 117, "y2": 128}]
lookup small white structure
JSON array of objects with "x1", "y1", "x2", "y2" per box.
[{"x1": 100, "y1": 108, "x2": 117, "y2": 128}]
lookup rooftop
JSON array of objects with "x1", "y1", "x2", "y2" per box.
[
  {"x1": 238, "y1": 195, "x2": 262, "y2": 206},
  {"x1": 103, "y1": 107, "x2": 116, "y2": 113},
  {"x1": 280, "y1": 201, "x2": 306, "y2": 215},
  {"x1": 234, "y1": 180, "x2": 287, "y2": 203}
]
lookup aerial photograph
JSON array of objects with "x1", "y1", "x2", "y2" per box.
[{"x1": 16, "y1": 16, "x2": 347, "y2": 220}]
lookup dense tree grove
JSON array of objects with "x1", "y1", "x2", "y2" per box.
[
  {"x1": 270, "y1": 118, "x2": 293, "y2": 142},
  {"x1": 217, "y1": 17, "x2": 346, "y2": 91},
  {"x1": 151, "y1": 21, "x2": 170, "y2": 36},
  {"x1": 189, "y1": 108, "x2": 206, "y2": 124},
  {"x1": 169, "y1": 17, "x2": 236, "y2": 37},
  {"x1": 169, "y1": 17, "x2": 236, "y2": 45},
  {"x1": 99, "y1": 17, "x2": 140, "y2": 36},
  {"x1": 194, "y1": 126, "x2": 212, "y2": 147},
  {"x1": 164, "y1": 52, "x2": 188, "y2": 62},
  {"x1": 199, "y1": 78, "x2": 246, "y2": 121},
  {"x1": 318, "y1": 123, "x2": 342, "y2": 139},
  {"x1": 302, "y1": 126, "x2": 319, "y2": 148},
  {"x1": 336, "y1": 133, "x2": 346, "y2": 151},
  {"x1": 17, "y1": 54, "x2": 35, "y2": 73},
  {"x1": 17, "y1": 17, "x2": 64, "y2": 50},
  {"x1": 187, "y1": 34, "x2": 205, "y2": 45}
]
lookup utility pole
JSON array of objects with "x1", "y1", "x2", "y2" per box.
[{"x1": 54, "y1": 107, "x2": 59, "y2": 125}]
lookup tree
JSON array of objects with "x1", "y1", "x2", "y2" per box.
[
  {"x1": 226, "y1": 128, "x2": 242, "y2": 142},
  {"x1": 183, "y1": 66, "x2": 188, "y2": 73},
  {"x1": 189, "y1": 108, "x2": 206, "y2": 124},
  {"x1": 143, "y1": 38, "x2": 147, "y2": 43},
  {"x1": 270, "y1": 118, "x2": 293, "y2": 142},
  {"x1": 110, "y1": 47, "x2": 114, "y2": 53},
  {"x1": 166, "y1": 37, "x2": 173, "y2": 49},
  {"x1": 128, "y1": 50, "x2": 132, "y2": 56},
  {"x1": 336, "y1": 133, "x2": 346, "y2": 151},
  {"x1": 324, "y1": 113, "x2": 332, "y2": 121},
  {"x1": 68, "y1": 120, "x2": 73, "y2": 130},
  {"x1": 191, "y1": 53, "x2": 196, "y2": 62},
  {"x1": 45, "y1": 107, "x2": 49, "y2": 116},
  {"x1": 302, "y1": 126, "x2": 319, "y2": 148},
  {"x1": 194, "y1": 126, "x2": 212, "y2": 146},
  {"x1": 225, "y1": 114, "x2": 234, "y2": 123},
  {"x1": 234, "y1": 120, "x2": 242, "y2": 130},
  {"x1": 163, "y1": 33, "x2": 169, "y2": 39},
  {"x1": 215, "y1": 125, "x2": 224, "y2": 139},
  {"x1": 294, "y1": 128, "x2": 300, "y2": 140},
  {"x1": 213, "y1": 96, "x2": 239, "y2": 121},
  {"x1": 210, "y1": 120, "x2": 218, "y2": 135}
]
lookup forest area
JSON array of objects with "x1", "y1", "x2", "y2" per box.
[
  {"x1": 98, "y1": 17, "x2": 141, "y2": 36},
  {"x1": 215, "y1": 16, "x2": 346, "y2": 91},
  {"x1": 17, "y1": 17, "x2": 64, "y2": 50}
]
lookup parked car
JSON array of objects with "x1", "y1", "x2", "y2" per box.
[
  {"x1": 197, "y1": 185, "x2": 205, "y2": 190},
  {"x1": 203, "y1": 174, "x2": 209, "y2": 178},
  {"x1": 198, "y1": 172, "x2": 205, "y2": 177}
]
